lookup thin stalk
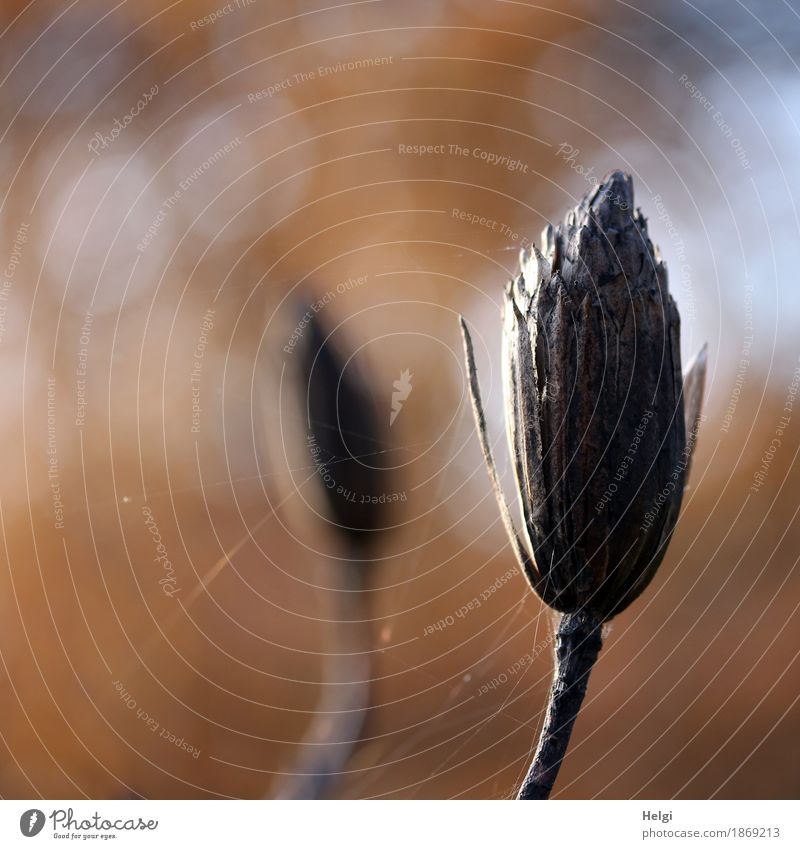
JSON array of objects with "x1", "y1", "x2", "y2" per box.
[
  {"x1": 518, "y1": 610, "x2": 603, "y2": 799},
  {"x1": 277, "y1": 552, "x2": 371, "y2": 799}
]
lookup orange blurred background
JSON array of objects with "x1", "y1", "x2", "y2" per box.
[{"x1": 0, "y1": 0, "x2": 798, "y2": 799}]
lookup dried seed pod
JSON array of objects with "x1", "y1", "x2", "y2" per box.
[
  {"x1": 278, "y1": 304, "x2": 389, "y2": 800},
  {"x1": 460, "y1": 171, "x2": 706, "y2": 799},
  {"x1": 463, "y1": 170, "x2": 705, "y2": 623},
  {"x1": 298, "y1": 305, "x2": 388, "y2": 550}
]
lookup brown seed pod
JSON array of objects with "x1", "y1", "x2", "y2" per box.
[
  {"x1": 277, "y1": 304, "x2": 389, "y2": 799},
  {"x1": 462, "y1": 170, "x2": 706, "y2": 623},
  {"x1": 460, "y1": 170, "x2": 706, "y2": 799},
  {"x1": 297, "y1": 305, "x2": 389, "y2": 551}
]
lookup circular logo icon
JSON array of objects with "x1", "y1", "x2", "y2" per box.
[{"x1": 19, "y1": 809, "x2": 46, "y2": 837}]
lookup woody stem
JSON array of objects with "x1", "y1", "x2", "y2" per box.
[
  {"x1": 276, "y1": 551, "x2": 371, "y2": 800},
  {"x1": 518, "y1": 610, "x2": 603, "y2": 800}
]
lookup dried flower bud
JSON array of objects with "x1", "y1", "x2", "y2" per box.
[
  {"x1": 462, "y1": 171, "x2": 706, "y2": 623},
  {"x1": 282, "y1": 304, "x2": 387, "y2": 800},
  {"x1": 297, "y1": 305, "x2": 389, "y2": 551}
]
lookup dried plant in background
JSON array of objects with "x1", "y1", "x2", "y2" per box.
[
  {"x1": 460, "y1": 172, "x2": 707, "y2": 799},
  {"x1": 277, "y1": 305, "x2": 388, "y2": 799}
]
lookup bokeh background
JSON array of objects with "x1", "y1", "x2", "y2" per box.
[{"x1": 0, "y1": 0, "x2": 798, "y2": 799}]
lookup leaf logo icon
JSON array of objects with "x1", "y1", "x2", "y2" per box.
[
  {"x1": 19, "y1": 809, "x2": 46, "y2": 837},
  {"x1": 390, "y1": 369, "x2": 413, "y2": 426}
]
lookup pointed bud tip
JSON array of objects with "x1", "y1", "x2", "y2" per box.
[{"x1": 586, "y1": 169, "x2": 634, "y2": 219}]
